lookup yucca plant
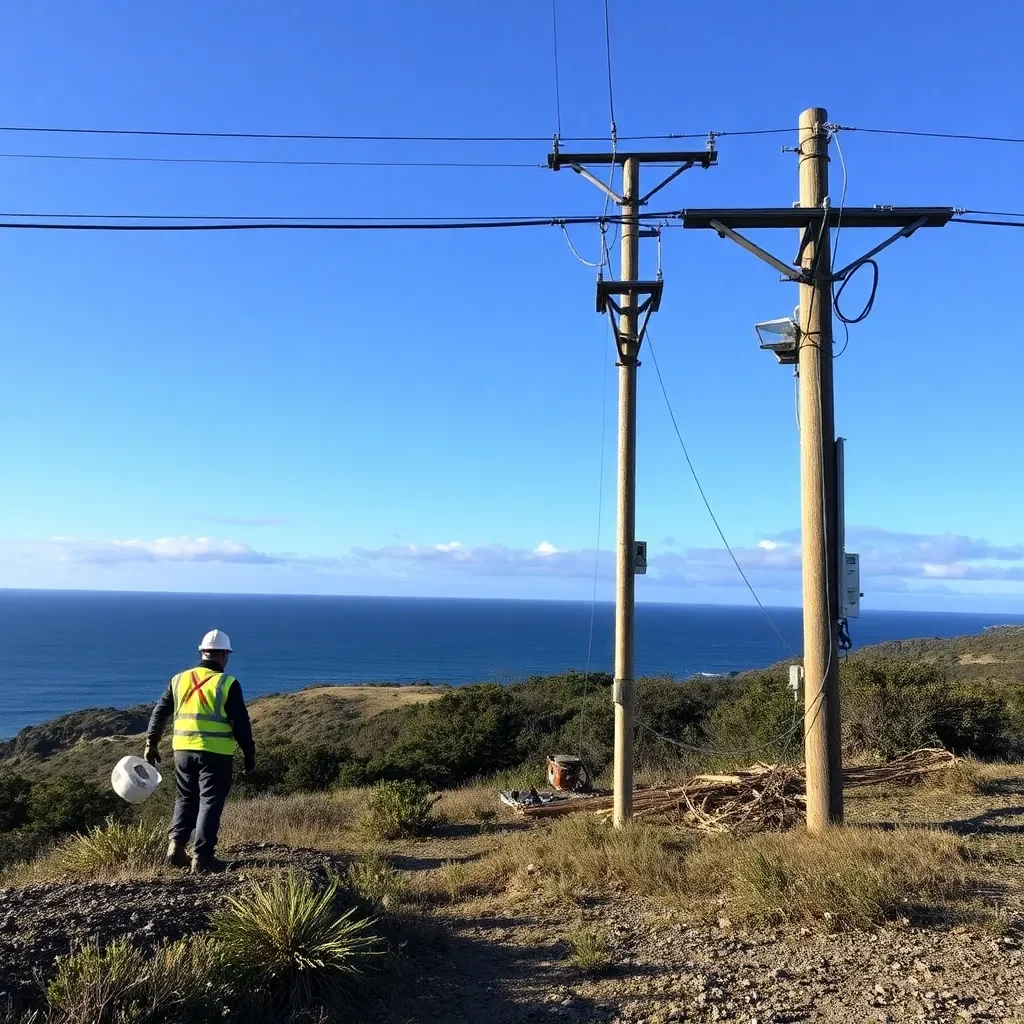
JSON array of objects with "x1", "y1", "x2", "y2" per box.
[
  {"x1": 212, "y1": 871, "x2": 381, "y2": 1011},
  {"x1": 55, "y1": 818, "x2": 165, "y2": 878}
]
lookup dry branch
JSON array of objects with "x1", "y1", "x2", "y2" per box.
[{"x1": 512, "y1": 748, "x2": 955, "y2": 835}]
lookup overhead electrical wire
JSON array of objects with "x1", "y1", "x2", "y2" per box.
[
  {"x1": 0, "y1": 151, "x2": 542, "y2": 169},
  {"x1": 644, "y1": 328, "x2": 796, "y2": 659},
  {"x1": 0, "y1": 124, "x2": 680, "y2": 144},
  {"x1": 550, "y1": 0, "x2": 563, "y2": 138},
  {"x1": 961, "y1": 208, "x2": 1024, "y2": 218},
  {"x1": 578, "y1": 319, "x2": 612, "y2": 760},
  {"x1": 951, "y1": 216, "x2": 1024, "y2": 227},
  {"x1": 0, "y1": 210, "x2": 681, "y2": 232},
  {"x1": 602, "y1": 0, "x2": 617, "y2": 135},
  {"x1": 840, "y1": 126, "x2": 1024, "y2": 145},
  {"x1": 6, "y1": 121, "x2": 1023, "y2": 147}
]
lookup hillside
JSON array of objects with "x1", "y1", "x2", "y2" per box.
[
  {"x1": 1, "y1": 630, "x2": 1024, "y2": 1022},
  {"x1": 2, "y1": 626, "x2": 1022, "y2": 786},
  {"x1": 0, "y1": 684, "x2": 447, "y2": 783}
]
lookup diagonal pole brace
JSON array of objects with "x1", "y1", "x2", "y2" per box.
[
  {"x1": 639, "y1": 162, "x2": 696, "y2": 206},
  {"x1": 570, "y1": 163, "x2": 624, "y2": 205},
  {"x1": 830, "y1": 216, "x2": 929, "y2": 280},
  {"x1": 709, "y1": 219, "x2": 811, "y2": 283}
]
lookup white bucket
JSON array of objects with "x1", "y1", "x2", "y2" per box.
[{"x1": 111, "y1": 755, "x2": 163, "y2": 804}]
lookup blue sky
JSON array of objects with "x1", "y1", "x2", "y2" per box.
[{"x1": 0, "y1": 0, "x2": 1022, "y2": 611}]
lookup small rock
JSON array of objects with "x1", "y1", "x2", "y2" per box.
[{"x1": 717, "y1": 917, "x2": 732, "y2": 930}]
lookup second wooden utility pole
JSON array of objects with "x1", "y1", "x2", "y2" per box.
[
  {"x1": 797, "y1": 108, "x2": 843, "y2": 829},
  {"x1": 547, "y1": 142, "x2": 718, "y2": 827},
  {"x1": 679, "y1": 107, "x2": 952, "y2": 831},
  {"x1": 613, "y1": 156, "x2": 640, "y2": 828}
]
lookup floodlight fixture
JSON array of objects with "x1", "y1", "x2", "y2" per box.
[{"x1": 754, "y1": 313, "x2": 800, "y2": 364}]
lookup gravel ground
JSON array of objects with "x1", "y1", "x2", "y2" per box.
[{"x1": 0, "y1": 841, "x2": 347, "y2": 1009}]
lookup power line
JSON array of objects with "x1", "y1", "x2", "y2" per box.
[
  {"x1": 0, "y1": 124, "x2": 677, "y2": 144},
  {"x1": 0, "y1": 151, "x2": 542, "y2": 169},
  {"x1": 843, "y1": 126, "x2": 1024, "y2": 145},
  {"x1": 645, "y1": 329, "x2": 797, "y2": 658},
  {"x1": 0, "y1": 210, "x2": 600, "y2": 222},
  {"x1": 951, "y1": 216, "x2": 1024, "y2": 228},
  {"x1": 578, "y1": 320, "x2": 612, "y2": 759},
  {"x1": 962, "y1": 208, "x2": 1024, "y2": 218},
  {"x1": 602, "y1": 0, "x2": 617, "y2": 135},
  {"x1": 0, "y1": 210, "x2": 681, "y2": 232},
  {"x1": 550, "y1": 0, "x2": 563, "y2": 138}
]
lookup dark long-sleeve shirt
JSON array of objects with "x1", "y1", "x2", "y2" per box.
[{"x1": 146, "y1": 658, "x2": 255, "y2": 761}]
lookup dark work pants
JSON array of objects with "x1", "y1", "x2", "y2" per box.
[{"x1": 169, "y1": 750, "x2": 233, "y2": 860}]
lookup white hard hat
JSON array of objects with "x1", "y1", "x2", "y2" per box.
[{"x1": 199, "y1": 629, "x2": 233, "y2": 653}]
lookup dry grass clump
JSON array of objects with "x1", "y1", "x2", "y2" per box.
[
  {"x1": 346, "y1": 852, "x2": 409, "y2": 911},
  {"x1": 687, "y1": 826, "x2": 967, "y2": 929},
  {"x1": 221, "y1": 791, "x2": 357, "y2": 850},
  {"x1": 46, "y1": 934, "x2": 227, "y2": 1023},
  {"x1": 921, "y1": 757, "x2": 993, "y2": 797},
  {"x1": 473, "y1": 814, "x2": 694, "y2": 904},
  {"x1": 434, "y1": 786, "x2": 498, "y2": 825},
  {"x1": 4, "y1": 819, "x2": 164, "y2": 885}
]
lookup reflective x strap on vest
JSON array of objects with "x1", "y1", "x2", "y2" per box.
[{"x1": 174, "y1": 670, "x2": 234, "y2": 731}]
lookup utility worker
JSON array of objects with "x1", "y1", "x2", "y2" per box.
[{"x1": 144, "y1": 629, "x2": 255, "y2": 874}]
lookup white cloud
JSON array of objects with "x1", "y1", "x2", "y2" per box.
[{"x1": 4, "y1": 525, "x2": 1024, "y2": 600}]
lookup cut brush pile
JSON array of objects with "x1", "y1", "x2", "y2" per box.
[{"x1": 513, "y1": 748, "x2": 956, "y2": 835}]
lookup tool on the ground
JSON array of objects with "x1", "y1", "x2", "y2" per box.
[
  {"x1": 546, "y1": 754, "x2": 592, "y2": 792},
  {"x1": 111, "y1": 754, "x2": 163, "y2": 803}
]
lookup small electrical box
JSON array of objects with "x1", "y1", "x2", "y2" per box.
[
  {"x1": 842, "y1": 552, "x2": 861, "y2": 619},
  {"x1": 633, "y1": 541, "x2": 647, "y2": 575},
  {"x1": 789, "y1": 664, "x2": 804, "y2": 702}
]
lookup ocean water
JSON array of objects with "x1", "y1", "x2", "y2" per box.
[{"x1": 2, "y1": 589, "x2": 1022, "y2": 739}]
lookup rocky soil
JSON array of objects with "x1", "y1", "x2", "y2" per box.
[{"x1": 0, "y1": 842, "x2": 346, "y2": 1009}]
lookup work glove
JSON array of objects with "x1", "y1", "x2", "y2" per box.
[
  {"x1": 143, "y1": 742, "x2": 161, "y2": 767},
  {"x1": 244, "y1": 752, "x2": 256, "y2": 778}
]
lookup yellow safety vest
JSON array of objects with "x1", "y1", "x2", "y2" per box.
[{"x1": 172, "y1": 667, "x2": 237, "y2": 755}]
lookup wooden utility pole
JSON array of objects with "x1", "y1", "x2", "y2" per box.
[
  {"x1": 613, "y1": 156, "x2": 640, "y2": 828},
  {"x1": 796, "y1": 107, "x2": 843, "y2": 829},
  {"x1": 547, "y1": 144, "x2": 718, "y2": 827},
  {"x1": 680, "y1": 107, "x2": 952, "y2": 831}
]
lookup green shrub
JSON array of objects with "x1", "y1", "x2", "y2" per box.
[
  {"x1": 47, "y1": 937, "x2": 146, "y2": 1023},
  {"x1": 841, "y1": 660, "x2": 1012, "y2": 759},
  {"x1": 280, "y1": 744, "x2": 351, "y2": 794},
  {"x1": 346, "y1": 853, "x2": 408, "y2": 910},
  {"x1": 213, "y1": 872, "x2": 380, "y2": 1011},
  {"x1": 55, "y1": 818, "x2": 165, "y2": 879},
  {"x1": 46, "y1": 935, "x2": 223, "y2": 1023},
  {"x1": 707, "y1": 669, "x2": 799, "y2": 760},
  {"x1": 0, "y1": 775, "x2": 31, "y2": 832},
  {"x1": 360, "y1": 780, "x2": 439, "y2": 841},
  {"x1": 567, "y1": 928, "x2": 612, "y2": 974},
  {"x1": 27, "y1": 774, "x2": 124, "y2": 836}
]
